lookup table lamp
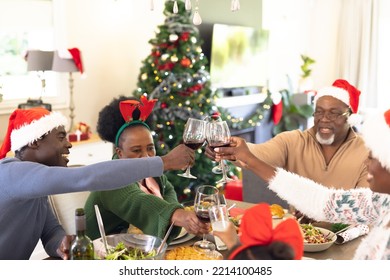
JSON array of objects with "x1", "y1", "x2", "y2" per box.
[
  {"x1": 20, "y1": 50, "x2": 54, "y2": 110},
  {"x1": 52, "y1": 50, "x2": 80, "y2": 132}
]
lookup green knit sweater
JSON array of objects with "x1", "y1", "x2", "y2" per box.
[{"x1": 84, "y1": 175, "x2": 183, "y2": 241}]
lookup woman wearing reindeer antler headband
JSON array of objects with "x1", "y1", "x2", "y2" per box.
[{"x1": 84, "y1": 96, "x2": 209, "y2": 241}]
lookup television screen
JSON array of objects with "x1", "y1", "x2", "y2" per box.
[{"x1": 208, "y1": 23, "x2": 269, "y2": 89}]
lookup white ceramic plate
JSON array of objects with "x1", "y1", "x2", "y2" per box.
[
  {"x1": 168, "y1": 232, "x2": 196, "y2": 247},
  {"x1": 303, "y1": 227, "x2": 337, "y2": 252},
  {"x1": 174, "y1": 227, "x2": 187, "y2": 240}
]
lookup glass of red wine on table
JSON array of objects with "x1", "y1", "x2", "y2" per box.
[
  {"x1": 177, "y1": 118, "x2": 206, "y2": 179},
  {"x1": 206, "y1": 120, "x2": 234, "y2": 184},
  {"x1": 193, "y1": 185, "x2": 220, "y2": 252}
]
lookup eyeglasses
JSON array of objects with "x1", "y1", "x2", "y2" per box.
[{"x1": 312, "y1": 111, "x2": 350, "y2": 121}]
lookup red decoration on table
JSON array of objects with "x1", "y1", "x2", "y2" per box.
[
  {"x1": 68, "y1": 122, "x2": 91, "y2": 142},
  {"x1": 224, "y1": 180, "x2": 243, "y2": 201}
]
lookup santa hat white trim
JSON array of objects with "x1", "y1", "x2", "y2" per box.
[
  {"x1": 314, "y1": 85, "x2": 362, "y2": 126},
  {"x1": 362, "y1": 111, "x2": 390, "y2": 172},
  {"x1": 313, "y1": 86, "x2": 350, "y2": 106},
  {"x1": 11, "y1": 112, "x2": 67, "y2": 152}
]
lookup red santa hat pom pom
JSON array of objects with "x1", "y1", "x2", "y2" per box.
[
  {"x1": 0, "y1": 108, "x2": 67, "y2": 159},
  {"x1": 361, "y1": 109, "x2": 390, "y2": 172},
  {"x1": 68, "y1": 48, "x2": 86, "y2": 79}
]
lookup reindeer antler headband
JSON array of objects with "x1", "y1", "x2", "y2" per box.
[{"x1": 114, "y1": 96, "x2": 157, "y2": 147}]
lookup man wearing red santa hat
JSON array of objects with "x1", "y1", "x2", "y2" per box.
[
  {"x1": 214, "y1": 108, "x2": 390, "y2": 259},
  {"x1": 0, "y1": 107, "x2": 195, "y2": 260},
  {"x1": 206, "y1": 79, "x2": 369, "y2": 193}
]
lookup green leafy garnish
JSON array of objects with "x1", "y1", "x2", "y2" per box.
[
  {"x1": 105, "y1": 242, "x2": 157, "y2": 260},
  {"x1": 331, "y1": 223, "x2": 349, "y2": 233}
]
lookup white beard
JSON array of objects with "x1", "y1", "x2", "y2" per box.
[{"x1": 316, "y1": 132, "x2": 334, "y2": 145}]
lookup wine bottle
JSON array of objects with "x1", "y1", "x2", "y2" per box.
[{"x1": 70, "y1": 208, "x2": 94, "y2": 260}]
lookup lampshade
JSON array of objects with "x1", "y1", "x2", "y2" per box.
[
  {"x1": 52, "y1": 51, "x2": 79, "y2": 73},
  {"x1": 26, "y1": 50, "x2": 54, "y2": 71}
]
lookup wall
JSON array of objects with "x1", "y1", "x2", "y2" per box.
[{"x1": 0, "y1": 0, "x2": 337, "y2": 137}]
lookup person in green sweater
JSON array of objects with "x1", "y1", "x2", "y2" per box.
[{"x1": 84, "y1": 96, "x2": 208, "y2": 241}]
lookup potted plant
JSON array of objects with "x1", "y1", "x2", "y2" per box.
[
  {"x1": 272, "y1": 76, "x2": 314, "y2": 136},
  {"x1": 298, "y1": 54, "x2": 316, "y2": 92}
]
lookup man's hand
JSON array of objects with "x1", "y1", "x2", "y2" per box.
[
  {"x1": 161, "y1": 144, "x2": 195, "y2": 171},
  {"x1": 56, "y1": 235, "x2": 75, "y2": 260},
  {"x1": 214, "y1": 137, "x2": 252, "y2": 166},
  {"x1": 204, "y1": 144, "x2": 217, "y2": 161}
]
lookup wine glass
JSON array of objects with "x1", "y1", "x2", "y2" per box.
[
  {"x1": 193, "y1": 185, "x2": 219, "y2": 252},
  {"x1": 177, "y1": 118, "x2": 206, "y2": 179},
  {"x1": 206, "y1": 121, "x2": 234, "y2": 184},
  {"x1": 204, "y1": 115, "x2": 230, "y2": 175}
]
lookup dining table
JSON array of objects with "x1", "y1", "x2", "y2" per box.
[{"x1": 169, "y1": 199, "x2": 363, "y2": 260}]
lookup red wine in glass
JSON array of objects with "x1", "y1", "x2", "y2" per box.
[
  {"x1": 209, "y1": 142, "x2": 230, "y2": 151},
  {"x1": 195, "y1": 209, "x2": 211, "y2": 223},
  {"x1": 193, "y1": 185, "x2": 218, "y2": 252},
  {"x1": 185, "y1": 141, "x2": 204, "y2": 150}
]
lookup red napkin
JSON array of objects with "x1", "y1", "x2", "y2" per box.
[{"x1": 229, "y1": 207, "x2": 246, "y2": 217}]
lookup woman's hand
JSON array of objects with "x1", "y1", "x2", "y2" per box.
[
  {"x1": 171, "y1": 208, "x2": 210, "y2": 236},
  {"x1": 212, "y1": 222, "x2": 240, "y2": 250}
]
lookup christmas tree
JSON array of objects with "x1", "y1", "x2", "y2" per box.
[{"x1": 133, "y1": 0, "x2": 272, "y2": 201}]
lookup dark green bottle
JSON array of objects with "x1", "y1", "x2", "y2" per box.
[{"x1": 70, "y1": 208, "x2": 94, "y2": 260}]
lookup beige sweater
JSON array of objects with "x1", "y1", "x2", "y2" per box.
[{"x1": 248, "y1": 127, "x2": 369, "y2": 189}]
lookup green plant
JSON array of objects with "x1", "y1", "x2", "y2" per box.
[
  {"x1": 300, "y1": 55, "x2": 316, "y2": 78},
  {"x1": 272, "y1": 77, "x2": 314, "y2": 136}
]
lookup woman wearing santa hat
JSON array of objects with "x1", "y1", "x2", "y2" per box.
[
  {"x1": 0, "y1": 107, "x2": 195, "y2": 260},
  {"x1": 214, "y1": 108, "x2": 390, "y2": 259}
]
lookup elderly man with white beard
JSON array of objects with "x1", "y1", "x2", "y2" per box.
[{"x1": 206, "y1": 79, "x2": 369, "y2": 196}]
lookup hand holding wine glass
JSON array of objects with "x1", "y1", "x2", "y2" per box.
[
  {"x1": 204, "y1": 115, "x2": 231, "y2": 174},
  {"x1": 178, "y1": 118, "x2": 206, "y2": 179},
  {"x1": 206, "y1": 121, "x2": 234, "y2": 184},
  {"x1": 193, "y1": 185, "x2": 219, "y2": 252}
]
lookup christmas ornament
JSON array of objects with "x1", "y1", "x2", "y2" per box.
[
  {"x1": 170, "y1": 55, "x2": 179, "y2": 63},
  {"x1": 180, "y1": 57, "x2": 191, "y2": 67},
  {"x1": 173, "y1": 1, "x2": 178, "y2": 14},
  {"x1": 231, "y1": 0, "x2": 240, "y2": 12},
  {"x1": 169, "y1": 34, "x2": 179, "y2": 42},
  {"x1": 185, "y1": 0, "x2": 192, "y2": 11},
  {"x1": 193, "y1": 1, "x2": 202, "y2": 25}
]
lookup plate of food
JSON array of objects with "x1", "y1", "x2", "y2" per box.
[
  {"x1": 270, "y1": 204, "x2": 288, "y2": 219},
  {"x1": 301, "y1": 224, "x2": 337, "y2": 252},
  {"x1": 165, "y1": 246, "x2": 223, "y2": 260}
]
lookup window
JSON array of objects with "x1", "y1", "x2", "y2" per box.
[
  {"x1": 377, "y1": 0, "x2": 390, "y2": 110},
  {"x1": 0, "y1": 0, "x2": 68, "y2": 114}
]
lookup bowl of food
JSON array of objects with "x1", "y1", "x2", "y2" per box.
[
  {"x1": 301, "y1": 224, "x2": 337, "y2": 252},
  {"x1": 94, "y1": 233, "x2": 167, "y2": 260}
]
